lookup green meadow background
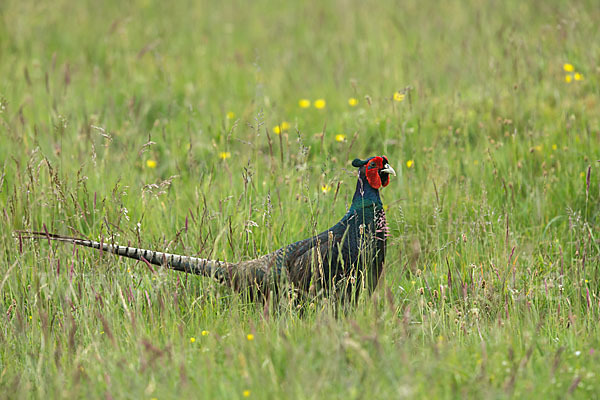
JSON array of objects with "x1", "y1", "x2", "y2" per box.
[{"x1": 1, "y1": 0, "x2": 599, "y2": 398}]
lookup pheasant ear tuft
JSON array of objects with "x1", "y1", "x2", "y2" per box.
[{"x1": 352, "y1": 158, "x2": 368, "y2": 168}]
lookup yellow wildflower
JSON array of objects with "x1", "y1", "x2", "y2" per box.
[
  {"x1": 314, "y1": 99, "x2": 326, "y2": 109},
  {"x1": 201, "y1": 330, "x2": 209, "y2": 336},
  {"x1": 563, "y1": 63, "x2": 574, "y2": 72},
  {"x1": 273, "y1": 122, "x2": 290, "y2": 134},
  {"x1": 321, "y1": 184, "x2": 331, "y2": 193},
  {"x1": 226, "y1": 111, "x2": 235, "y2": 119},
  {"x1": 552, "y1": 144, "x2": 557, "y2": 151},
  {"x1": 219, "y1": 151, "x2": 231, "y2": 160},
  {"x1": 348, "y1": 97, "x2": 358, "y2": 106},
  {"x1": 574, "y1": 73, "x2": 583, "y2": 81},
  {"x1": 190, "y1": 337, "x2": 196, "y2": 343},
  {"x1": 565, "y1": 75, "x2": 572, "y2": 83},
  {"x1": 243, "y1": 390, "x2": 251, "y2": 397},
  {"x1": 335, "y1": 134, "x2": 346, "y2": 142},
  {"x1": 406, "y1": 160, "x2": 414, "y2": 168},
  {"x1": 146, "y1": 159, "x2": 157, "y2": 169},
  {"x1": 580, "y1": 172, "x2": 585, "y2": 178},
  {"x1": 298, "y1": 99, "x2": 311, "y2": 108},
  {"x1": 393, "y1": 92, "x2": 405, "y2": 102},
  {"x1": 246, "y1": 334, "x2": 254, "y2": 341}
]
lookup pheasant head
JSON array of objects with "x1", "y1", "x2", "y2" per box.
[{"x1": 352, "y1": 156, "x2": 396, "y2": 190}]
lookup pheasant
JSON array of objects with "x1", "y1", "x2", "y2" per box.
[{"x1": 19, "y1": 156, "x2": 395, "y2": 300}]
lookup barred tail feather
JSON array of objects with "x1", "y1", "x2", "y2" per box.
[{"x1": 16, "y1": 230, "x2": 232, "y2": 282}]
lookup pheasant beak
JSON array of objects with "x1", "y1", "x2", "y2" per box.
[{"x1": 381, "y1": 164, "x2": 396, "y2": 176}]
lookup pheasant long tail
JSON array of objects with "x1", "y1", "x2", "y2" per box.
[{"x1": 16, "y1": 230, "x2": 234, "y2": 282}]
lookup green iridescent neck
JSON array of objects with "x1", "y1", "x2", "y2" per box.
[{"x1": 350, "y1": 177, "x2": 383, "y2": 212}]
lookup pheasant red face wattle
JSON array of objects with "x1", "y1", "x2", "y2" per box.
[{"x1": 361, "y1": 156, "x2": 396, "y2": 189}]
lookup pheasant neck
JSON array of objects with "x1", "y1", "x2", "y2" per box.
[{"x1": 349, "y1": 176, "x2": 383, "y2": 212}]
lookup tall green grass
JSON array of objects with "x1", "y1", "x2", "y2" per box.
[{"x1": 1, "y1": 0, "x2": 599, "y2": 398}]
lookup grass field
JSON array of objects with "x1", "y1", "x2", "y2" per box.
[{"x1": 1, "y1": 0, "x2": 600, "y2": 398}]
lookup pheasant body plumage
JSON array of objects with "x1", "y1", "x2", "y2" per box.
[{"x1": 19, "y1": 156, "x2": 395, "y2": 301}]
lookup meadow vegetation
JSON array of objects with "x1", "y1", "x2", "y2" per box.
[{"x1": 1, "y1": 0, "x2": 599, "y2": 398}]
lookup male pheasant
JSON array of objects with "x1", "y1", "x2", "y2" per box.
[{"x1": 19, "y1": 156, "x2": 395, "y2": 300}]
